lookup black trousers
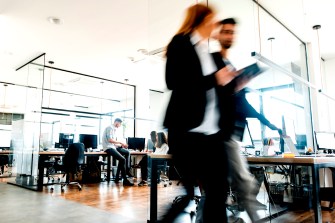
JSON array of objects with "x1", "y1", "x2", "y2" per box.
[{"x1": 160, "y1": 130, "x2": 229, "y2": 223}]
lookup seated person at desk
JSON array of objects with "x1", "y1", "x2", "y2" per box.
[
  {"x1": 146, "y1": 131, "x2": 157, "y2": 153},
  {"x1": 137, "y1": 132, "x2": 169, "y2": 186},
  {"x1": 102, "y1": 118, "x2": 134, "y2": 186}
]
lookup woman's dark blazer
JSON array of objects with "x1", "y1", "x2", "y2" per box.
[{"x1": 163, "y1": 33, "x2": 229, "y2": 132}]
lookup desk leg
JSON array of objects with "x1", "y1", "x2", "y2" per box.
[
  {"x1": 107, "y1": 155, "x2": 111, "y2": 181},
  {"x1": 37, "y1": 155, "x2": 46, "y2": 191},
  {"x1": 311, "y1": 165, "x2": 322, "y2": 223},
  {"x1": 329, "y1": 168, "x2": 335, "y2": 208},
  {"x1": 149, "y1": 157, "x2": 158, "y2": 223}
]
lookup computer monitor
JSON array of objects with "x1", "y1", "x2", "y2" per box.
[
  {"x1": 127, "y1": 137, "x2": 145, "y2": 151},
  {"x1": 314, "y1": 131, "x2": 335, "y2": 150},
  {"x1": 295, "y1": 134, "x2": 307, "y2": 151},
  {"x1": 241, "y1": 118, "x2": 261, "y2": 148},
  {"x1": 79, "y1": 134, "x2": 98, "y2": 150},
  {"x1": 58, "y1": 133, "x2": 74, "y2": 149}
]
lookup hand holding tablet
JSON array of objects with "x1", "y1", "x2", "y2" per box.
[{"x1": 237, "y1": 63, "x2": 267, "y2": 79}]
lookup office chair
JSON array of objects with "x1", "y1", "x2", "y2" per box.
[
  {"x1": 44, "y1": 158, "x2": 61, "y2": 183},
  {"x1": 157, "y1": 160, "x2": 172, "y2": 187},
  {"x1": 0, "y1": 155, "x2": 11, "y2": 176},
  {"x1": 51, "y1": 143, "x2": 85, "y2": 192}
]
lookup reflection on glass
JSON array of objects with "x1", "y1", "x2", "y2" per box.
[{"x1": 40, "y1": 67, "x2": 135, "y2": 152}]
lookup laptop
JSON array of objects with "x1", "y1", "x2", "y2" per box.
[{"x1": 282, "y1": 136, "x2": 300, "y2": 156}]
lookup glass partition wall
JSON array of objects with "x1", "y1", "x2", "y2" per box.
[
  {"x1": 208, "y1": 0, "x2": 314, "y2": 153},
  {"x1": 8, "y1": 54, "x2": 45, "y2": 188},
  {"x1": 5, "y1": 54, "x2": 136, "y2": 190},
  {"x1": 146, "y1": 0, "x2": 319, "y2": 220},
  {"x1": 40, "y1": 67, "x2": 135, "y2": 150}
]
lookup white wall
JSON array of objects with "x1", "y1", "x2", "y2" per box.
[{"x1": 134, "y1": 85, "x2": 170, "y2": 139}]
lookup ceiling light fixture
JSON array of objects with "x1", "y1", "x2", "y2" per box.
[
  {"x1": 251, "y1": 51, "x2": 335, "y2": 101},
  {"x1": 124, "y1": 79, "x2": 129, "y2": 109},
  {"x1": 1, "y1": 84, "x2": 8, "y2": 119},
  {"x1": 47, "y1": 17, "x2": 63, "y2": 25},
  {"x1": 312, "y1": 24, "x2": 323, "y2": 89},
  {"x1": 47, "y1": 61, "x2": 54, "y2": 108},
  {"x1": 267, "y1": 37, "x2": 275, "y2": 56}
]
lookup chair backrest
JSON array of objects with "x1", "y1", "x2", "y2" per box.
[{"x1": 63, "y1": 142, "x2": 85, "y2": 173}]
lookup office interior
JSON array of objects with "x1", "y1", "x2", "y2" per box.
[{"x1": 1, "y1": 0, "x2": 335, "y2": 222}]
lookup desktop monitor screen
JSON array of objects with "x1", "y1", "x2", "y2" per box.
[
  {"x1": 127, "y1": 137, "x2": 145, "y2": 151},
  {"x1": 314, "y1": 131, "x2": 335, "y2": 150},
  {"x1": 295, "y1": 134, "x2": 307, "y2": 150},
  {"x1": 79, "y1": 134, "x2": 98, "y2": 149},
  {"x1": 58, "y1": 133, "x2": 74, "y2": 148}
]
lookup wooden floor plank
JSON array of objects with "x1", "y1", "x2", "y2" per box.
[{"x1": 1, "y1": 176, "x2": 335, "y2": 222}]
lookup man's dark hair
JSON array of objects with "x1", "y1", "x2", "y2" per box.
[
  {"x1": 114, "y1": 118, "x2": 122, "y2": 123},
  {"x1": 219, "y1": 17, "x2": 237, "y2": 25}
]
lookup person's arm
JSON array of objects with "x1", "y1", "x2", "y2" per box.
[
  {"x1": 166, "y1": 36, "x2": 237, "y2": 92},
  {"x1": 106, "y1": 128, "x2": 128, "y2": 148},
  {"x1": 107, "y1": 138, "x2": 127, "y2": 148},
  {"x1": 241, "y1": 97, "x2": 281, "y2": 132}
]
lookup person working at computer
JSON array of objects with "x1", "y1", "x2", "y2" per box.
[
  {"x1": 102, "y1": 118, "x2": 134, "y2": 186},
  {"x1": 145, "y1": 130, "x2": 157, "y2": 153},
  {"x1": 137, "y1": 132, "x2": 169, "y2": 186}
]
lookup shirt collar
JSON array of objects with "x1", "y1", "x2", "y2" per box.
[{"x1": 190, "y1": 31, "x2": 204, "y2": 46}]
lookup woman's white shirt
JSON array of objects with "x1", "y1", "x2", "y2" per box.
[{"x1": 154, "y1": 143, "x2": 169, "y2": 155}]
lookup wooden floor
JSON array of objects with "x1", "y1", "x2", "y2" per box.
[{"x1": 1, "y1": 175, "x2": 335, "y2": 223}]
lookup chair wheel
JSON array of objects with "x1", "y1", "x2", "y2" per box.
[
  {"x1": 169, "y1": 182, "x2": 172, "y2": 185},
  {"x1": 164, "y1": 184, "x2": 167, "y2": 187},
  {"x1": 61, "y1": 188, "x2": 65, "y2": 192},
  {"x1": 79, "y1": 188, "x2": 82, "y2": 191}
]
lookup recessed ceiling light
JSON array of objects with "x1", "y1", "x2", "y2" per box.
[{"x1": 47, "y1": 16, "x2": 63, "y2": 25}]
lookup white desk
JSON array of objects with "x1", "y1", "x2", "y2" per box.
[
  {"x1": 147, "y1": 155, "x2": 335, "y2": 223},
  {"x1": 8, "y1": 150, "x2": 148, "y2": 191},
  {"x1": 246, "y1": 156, "x2": 335, "y2": 223}
]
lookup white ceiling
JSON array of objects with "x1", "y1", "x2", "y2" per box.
[
  {"x1": 0, "y1": 0, "x2": 334, "y2": 93},
  {"x1": 259, "y1": 0, "x2": 335, "y2": 60}
]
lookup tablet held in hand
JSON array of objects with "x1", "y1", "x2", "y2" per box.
[{"x1": 238, "y1": 63, "x2": 267, "y2": 78}]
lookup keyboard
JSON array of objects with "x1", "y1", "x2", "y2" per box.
[{"x1": 296, "y1": 154, "x2": 335, "y2": 157}]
